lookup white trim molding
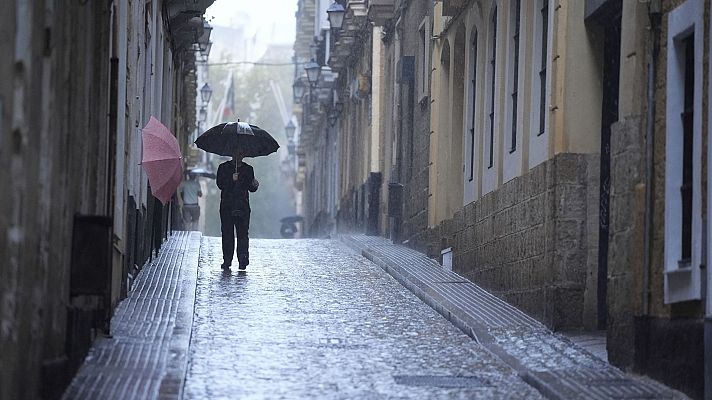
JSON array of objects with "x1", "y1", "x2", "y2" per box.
[
  {"x1": 482, "y1": 1, "x2": 500, "y2": 195},
  {"x1": 503, "y1": 0, "x2": 524, "y2": 183},
  {"x1": 664, "y1": 0, "x2": 704, "y2": 304},
  {"x1": 464, "y1": 24, "x2": 481, "y2": 205},
  {"x1": 418, "y1": 16, "x2": 431, "y2": 104},
  {"x1": 528, "y1": 0, "x2": 552, "y2": 170}
]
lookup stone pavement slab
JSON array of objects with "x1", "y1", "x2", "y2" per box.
[
  {"x1": 341, "y1": 234, "x2": 688, "y2": 400},
  {"x1": 183, "y1": 237, "x2": 544, "y2": 399},
  {"x1": 63, "y1": 231, "x2": 200, "y2": 400}
]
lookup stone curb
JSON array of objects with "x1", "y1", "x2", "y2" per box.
[
  {"x1": 340, "y1": 234, "x2": 686, "y2": 400},
  {"x1": 159, "y1": 231, "x2": 200, "y2": 399}
]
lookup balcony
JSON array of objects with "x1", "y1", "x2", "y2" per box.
[
  {"x1": 346, "y1": 0, "x2": 368, "y2": 17},
  {"x1": 328, "y1": 1, "x2": 371, "y2": 71},
  {"x1": 367, "y1": 0, "x2": 395, "y2": 26},
  {"x1": 166, "y1": 0, "x2": 215, "y2": 51}
]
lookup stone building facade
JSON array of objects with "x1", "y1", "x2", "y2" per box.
[
  {"x1": 606, "y1": 0, "x2": 711, "y2": 397},
  {"x1": 0, "y1": 1, "x2": 213, "y2": 398},
  {"x1": 296, "y1": 0, "x2": 712, "y2": 397}
]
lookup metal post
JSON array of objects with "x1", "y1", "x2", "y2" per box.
[
  {"x1": 706, "y1": 1, "x2": 712, "y2": 398},
  {"x1": 706, "y1": 0, "x2": 712, "y2": 394}
]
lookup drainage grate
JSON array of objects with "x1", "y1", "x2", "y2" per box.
[
  {"x1": 393, "y1": 375, "x2": 488, "y2": 388},
  {"x1": 527, "y1": 369, "x2": 677, "y2": 400}
]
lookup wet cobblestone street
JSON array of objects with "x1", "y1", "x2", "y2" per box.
[{"x1": 183, "y1": 238, "x2": 543, "y2": 399}]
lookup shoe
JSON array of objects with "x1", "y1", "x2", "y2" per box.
[
  {"x1": 238, "y1": 264, "x2": 247, "y2": 271},
  {"x1": 221, "y1": 262, "x2": 231, "y2": 270}
]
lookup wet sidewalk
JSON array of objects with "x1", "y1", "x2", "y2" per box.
[
  {"x1": 63, "y1": 232, "x2": 200, "y2": 399},
  {"x1": 341, "y1": 234, "x2": 686, "y2": 400}
]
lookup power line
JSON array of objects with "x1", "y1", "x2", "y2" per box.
[{"x1": 207, "y1": 61, "x2": 302, "y2": 67}]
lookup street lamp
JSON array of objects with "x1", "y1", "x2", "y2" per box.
[
  {"x1": 304, "y1": 59, "x2": 321, "y2": 87},
  {"x1": 200, "y1": 82, "x2": 213, "y2": 104},
  {"x1": 327, "y1": 2, "x2": 346, "y2": 30},
  {"x1": 285, "y1": 120, "x2": 296, "y2": 141},
  {"x1": 200, "y1": 41, "x2": 213, "y2": 59},
  {"x1": 327, "y1": 109, "x2": 338, "y2": 127},
  {"x1": 293, "y1": 79, "x2": 306, "y2": 103}
]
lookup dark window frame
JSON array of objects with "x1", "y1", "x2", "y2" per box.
[
  {"x1": 680, "y1": 33, "x2": 694, "y2": 263},
  {"x1": 469, "y1": 30, "x2": 478, "y2": 181},
  {"x1": 488, "y1": 8, "x2": 497, "y2": 169},
  {"x1": 510, "y1": 0, "x2": 521, "y2": 153},
  {"x1": 538, "y1": 0, "x2": 549, "y2": 136}
]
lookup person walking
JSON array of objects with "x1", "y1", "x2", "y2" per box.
[
  {"x1": 178, "y1": 173, "x2": 203, "y2": 231},
  {"x1": 216, "y1": 148, "x2": 259, "y2": 270}
]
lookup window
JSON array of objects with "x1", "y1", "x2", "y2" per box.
[
  {"x1": 469, "y1": 31, "x2": 478, "y2": 181},
  {"x1": 538, "y1": 0, "x2": 548, "y2": 136},
  {"x1": 681, "y1": 34, "x2": 694, "y2": 263},
  {"x1": 509, "y1": 0, "x2": 521, "y2": 153},
  {"x1": 418, "y1": 17, "x2": 431, "y2": 103},
  {"x1": 664, "y1": 0, "x2": 703, "y2": 304},
  {"x1": 528, "y1": 0, "x2": 550, "y2": 170},
  {"x1": 487, "y1": 7, "x2": 497, "y2": 169}
]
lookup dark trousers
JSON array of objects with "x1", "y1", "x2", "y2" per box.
[{"x1": 220, "y1": 207, "x2": 250, "y2": 266}]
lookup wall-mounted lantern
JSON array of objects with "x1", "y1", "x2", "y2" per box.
[
  {"x1": 327, "y1": 109, "x2": 338, "y2": 127},
  {"x1": 305, "y1": 59, "x2": 321, "y2": 87},
  {"x1": 285, "y1": 120, "x2": 296, "y2": 141},
  {"x1": 293, "y1": 79, "x2": 306, "y2": 103},
  {"x1": 327, "y1": 2, "x2": 346, "y2": 30},
  {"x1": 199, "y1": 41, "x2": 212, "y2": 59},
  {"x1": 200, "y1": 82, "x2": 213, "y2": 104}
]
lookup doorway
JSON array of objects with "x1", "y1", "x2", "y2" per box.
[{"x1": 596, "y1": 5, "x2": 622, "y2": 331}]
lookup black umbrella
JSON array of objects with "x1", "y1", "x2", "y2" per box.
[
  {"x1": 187, "y1": 167, "x2": 216, "y2": 179},
  {"x1": 194, "y1": 121, "x2": 280, "y2": 157},
  {"x1": 280, "y1": 215, "x2": 304, "y2": 224}
]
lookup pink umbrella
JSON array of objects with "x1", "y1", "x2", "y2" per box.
[{"x1": 141, "y1": 116, "x2": 182, "y2": 205}]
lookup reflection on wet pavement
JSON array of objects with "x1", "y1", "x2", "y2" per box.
[{"x1": 184, "y1": 238, "x2": 543, "y2": 399}]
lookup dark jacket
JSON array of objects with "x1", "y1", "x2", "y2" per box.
[{"x1": 216, "y1": 160, "x2": 258, "y2": 212}]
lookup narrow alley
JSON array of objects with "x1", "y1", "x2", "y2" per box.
[
  {"x1": 63, "y1": 233, "x2": 684, "y2": 399},
  {"x1": 3, "y1": 1, "x2": 712, "y2": 399}
]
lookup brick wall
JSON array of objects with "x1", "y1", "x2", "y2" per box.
[{"x1": 423, "y1": 153, "x2": 600, "y2": 330}]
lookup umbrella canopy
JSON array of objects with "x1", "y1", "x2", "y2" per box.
[
  {"x1": 188, "y1": 167, "x2": 216, "y2": 179},
  {"x1": 141, "y1": 116, "x2": 182, "y2": 205},
  {"x1": 194, "y1": 121, "x2": 280, "y2": 158},
  {"x1": 280, "y1": 215, "x2": 304, "y2": 224}
]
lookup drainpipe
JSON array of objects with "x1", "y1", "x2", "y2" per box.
[
  {"x1": 707, "y1": 1, "x2": 712, "y2": 397},
  {"x1": 643, "y1": 0, "x2": 661, "y2": 319}
]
